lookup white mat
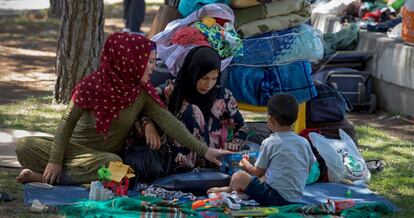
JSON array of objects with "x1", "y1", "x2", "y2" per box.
[{"x1": 0, "y1": 128, "x2": 52, "y2": 168}]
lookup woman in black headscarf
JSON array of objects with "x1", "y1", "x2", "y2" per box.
[{"x1": 151, "y1": 46, "x2": 249, "y2": 169}]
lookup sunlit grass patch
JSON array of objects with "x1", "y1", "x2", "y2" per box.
[
  {"x1": 356, "y1": 125, "x2": 414, "y2": 217},
  {"x1": 0, "y1": 95, "x2": 65, "y2": 134}
]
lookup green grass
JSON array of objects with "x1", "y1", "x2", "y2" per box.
[
  {"x1": 0, "y1": 96, "x2": 65, "y2": 134},
  {"x1": 0, "y1": 98, "x2": 413, "y2": 217},
  {"x1": 355, "y1": 125, "x2": 414, "y2": 217},
  {"x1": 0, "y1": 168, "x2": 60, "y2": 217}
]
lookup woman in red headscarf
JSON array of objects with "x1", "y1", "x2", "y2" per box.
[{"x1": 15, "y1": 32, "x2": 230, "y2": 185}]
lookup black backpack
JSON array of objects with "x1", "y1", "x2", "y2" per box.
[{"x1": 306, "y1": 81, "x2": 352, "y2": 123}]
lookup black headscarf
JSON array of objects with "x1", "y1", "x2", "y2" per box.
[{"x1": 168, "y1": 46, "x2": 221, "y2": 118}]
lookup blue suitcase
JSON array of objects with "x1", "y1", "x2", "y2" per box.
[
  {"x1": 312, "y1": 67, "x2": 377, "y2": 113},
  {"x1": 312, "y1": 51, "x2": 372, "y2": 72}
]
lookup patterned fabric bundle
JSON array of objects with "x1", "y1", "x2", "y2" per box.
[
  {"x1": 194, "y1": 21, "x2": 243, "y2": 58},
  {"x1": 152, "y1": 4, "x2": 240, "y2": 76}
]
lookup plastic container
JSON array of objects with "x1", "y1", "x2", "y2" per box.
[
  {"x1": 89, "y1": 181, "x2": 114, "y2": 201},
  {"x1": 402, "y1": 0, "x2": 414, "y2": 45},
  {"x1": 326, "y1": 199, "x2": 356, "y2": 213}
]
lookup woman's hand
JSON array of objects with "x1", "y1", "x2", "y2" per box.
[
  {"x1": 42, "y1": 162, "x2": 62, "y2": 184},
  {"x1": 223, "y1": 142, "x2": 239, "y2": 151},
  {"x1": 144, "y1": 122, "x2": 161, "y2": 150},
  {"x1": 204, "y1": 148, "x2": 233, "y2": 166}
]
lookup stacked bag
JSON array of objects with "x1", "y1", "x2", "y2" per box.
[
  {"x1": 152, "y1": 3, "x2": 243, "y2": 76},
  {"x1": 150, "y1": 0, "x2": 371, "y2": 185},
  {"x1": 224, "y1": 0, "x2": 324, "y2": 109},
  {"x1": 154, "y1": 0, "x2": 324, "y2": 109}
]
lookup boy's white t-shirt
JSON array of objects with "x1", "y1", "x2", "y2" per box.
[{"x1": 255, "y1": 131, "x2": 316, "y2": 202}]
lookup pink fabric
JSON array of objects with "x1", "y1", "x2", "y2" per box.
[
  {"x1": 362, "y1": 9, "x2": 381, "y2": 22},
  {"x1": 71, "y1": 32, "x2": 164, "y2": 135},
  {"x1": 171, "y1": 26, "x2": 210, "y2": 47}
]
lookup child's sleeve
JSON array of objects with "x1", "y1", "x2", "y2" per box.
[{"x1": 255, "y1": 142, "x2": 272, "y2": 170}]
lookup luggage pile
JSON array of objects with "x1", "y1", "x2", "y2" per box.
[
  {"x1": 150, "y1": 0, "x2": 325, "y2": 110},
  {"x1": 223, "y1": 0, "x2": 324, "y2": 110}
]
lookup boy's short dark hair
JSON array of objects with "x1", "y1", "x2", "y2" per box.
[{"x1": 267, "y1": 94, "x2": 298, "y2": 126}]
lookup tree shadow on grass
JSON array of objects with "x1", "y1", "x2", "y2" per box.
[
  {"x1": 0, "y1": 82, "x2": 53, "y2": 105},
  {"x1": 6, "y1": 54, "x2": 55, "y2": 68}
]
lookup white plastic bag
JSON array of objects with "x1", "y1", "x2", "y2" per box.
[
  {"x1": 387, "y1": 23, "x2": 402, "y2": 40},
  {"x1": 152, "y1": 3, "x2": 234, "y2": 76},
  {"x1": 312, "y1": 0, "x2": 355, "y2": 15},
  {"x1": 309, "y1": 129, "x2": 371, "y2": 183}
]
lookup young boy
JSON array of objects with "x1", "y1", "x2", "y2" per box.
[{"x1": 208, "y1": 94, "x2": 315, "y2": 206}]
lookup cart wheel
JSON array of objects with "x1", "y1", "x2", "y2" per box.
[
  {"x1": 358, "y1": 83, "x2": 366, "y2": 104},
  {"x1": 368, "y1": 94, "x2": 377, "y2": 114}
]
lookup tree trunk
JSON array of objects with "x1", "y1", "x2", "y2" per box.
[
  {"x1": 55, "y1": 0, "x2": 104, "y2": 103},
  {"x1": 49, "y1": 0, "x2": 63, "y2": 18},
  {"x1": 147, "y1": 5, "x2": 181, "y2": 38},
  {"x1": 165, "y1": 0, "x2": 180, "y2": 8}
]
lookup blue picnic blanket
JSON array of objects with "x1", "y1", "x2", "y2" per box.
[
  {"x1": 23, "y1": 182, "x2": 399, "y2": 212},
  {"x1": 224, "y1": 61, "x2": 317, "y2": 106},
  {"x1": 23, "y1": 184, "x2": 138, "y2": 206}
]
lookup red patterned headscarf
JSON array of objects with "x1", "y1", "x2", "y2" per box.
[{"x1": 71, "y1": 32, "x2": 164, "y2": 135}]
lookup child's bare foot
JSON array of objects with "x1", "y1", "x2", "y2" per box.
[
  {"x1": 16, "y1": 169, "x2": 42, "y2": 184},
  {"x1": 207, "y1": 186, "x2": 232, "y2": 194}
]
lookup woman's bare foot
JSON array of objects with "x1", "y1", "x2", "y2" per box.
[
  {"x1": 16, "y1": 169, "x2": 42, "y2": 184},
  {"x1": 207, "y1": 186, "x2": 232, "y2": 194}
]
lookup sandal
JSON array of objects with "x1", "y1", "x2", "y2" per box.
[{"x1": 366, "y1": 159, "x2": 385, "y2": 173}]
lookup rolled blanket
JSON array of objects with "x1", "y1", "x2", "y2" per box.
[
  {"x1": 236, "y1": 2, "x2": 311, "y2": 38},
  {"x1": 224, "y1": 61, "x2": 317, "y2": 106},
  {"x1": 234, "y1": 0, "x2": 309, "y2": 28},
  {"x1": 231, "y1": 24, "x2": 323, "y2": 67},
  {"x1": 230, "y1": 0, "x2": 260, "y2": 9}
]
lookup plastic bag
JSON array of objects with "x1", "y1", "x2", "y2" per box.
[
  {"x1": 387, "y1": 23, "x2": 402, "y2": 40},
  {"x1": 152, "y1": 3, "x2": 235, "y2": 76},
  {"x1": 309, "y1": 129, "x2": 371, "y2": 182}
]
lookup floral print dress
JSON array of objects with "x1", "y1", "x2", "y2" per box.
[{"x1": 156, "y1": 81, "x2": 249, "y2": 169}]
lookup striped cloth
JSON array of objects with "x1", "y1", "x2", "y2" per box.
[{"x1": 61, "y1": 196, "x2": 197, "y2": 218}]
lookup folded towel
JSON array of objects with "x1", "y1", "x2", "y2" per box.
[
  {"x1": 236, "y1": 6, "x2": 311, "y2": 38},
  {"x1": 234, "y1": 0, "x2": 309, "y2": 28}
]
